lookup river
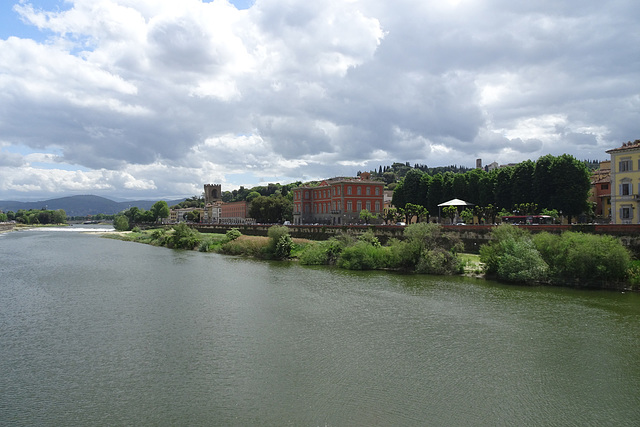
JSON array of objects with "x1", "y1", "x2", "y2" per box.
[{"x1": 1, "y1": 226, "x2": 639, "y2": 426}]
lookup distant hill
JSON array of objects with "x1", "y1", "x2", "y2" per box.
[{"x1": 0, "y1": 195, "x2": 186, "y2": 217}]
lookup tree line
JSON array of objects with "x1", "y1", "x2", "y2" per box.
[
  {"x1": 114, "y1": 201, "x2": 170, "y2": 231},
  {"x1": 391, "y1": 154, "x2": 592, "y2": 223},
  {"x1": 1, "y1": 208, "x2": 67, "y2": 225}
]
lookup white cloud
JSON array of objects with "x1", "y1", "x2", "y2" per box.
[{"x1": 0, "y1": 0, "x2": 638, "y2": 201}]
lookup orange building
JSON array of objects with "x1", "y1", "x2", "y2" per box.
[
  {"x1": 292, "y1": 173, "x2": 384, "y2": 225},
  {"x1": 220, "y1": 201, "x2": 253, "y2": 224}
]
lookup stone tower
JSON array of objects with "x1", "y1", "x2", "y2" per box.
[{"x1": 204, "y1": 184, "x2": 222, "y2": 205}]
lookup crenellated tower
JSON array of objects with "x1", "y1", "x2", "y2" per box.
[{"x1": 204, "y1": 184, "x2": 222, "y2": 205}]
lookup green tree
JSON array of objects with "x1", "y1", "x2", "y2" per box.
[
  {"x1": 385, "y1": 207, "x2": 401, "y2": 224},
  {"x1": 493, "y1": 167, "x2": 514, "y2": 210},
  {"x1": 246, "y1": 191, "x2": 261, "y2": 203},
  {"x1": 359, "y1": 209, "x2": 376, "y2": 224},
  {"x1": 443, "y1": 205, "x2": 458, "y2": 224},
  {"x1": 533, "y1": 154, "x2": 555, "y2": 210},
  {"x1": 113, "y1": 215, "x2": 129, "y2": 231},
  {"x1": 404, "y1": 203, "x2": 428, "y2": 223},
  {"x1": 37, "y1": 210, "x2": 52, "y2": 224},
  {"x1": 249, "y1": 195, "x2": 292, "y2": 223},
  {"x1": 52, "y1": 209, "x2": 67, "y2": 224},
  {"x1": 460, "y1": 208, "x2": 474, "y2": 224},
  {"x1": 452, "y1": 173, "x2": 468, "y2": 201},
  {"x1": 427, "y1": 173, "x2": 444, "y2": 217},
  {"x1": 511, "y1": 160, "x2": 535, "y2": 205},
  {"x1": 123, "y1": 206, "x2": 141, "y2": 224},
  {"x1": 186, "y1": 210, "x2": 200, "y2": 222},
  {"x1": 550, "y1": 154, "x2": 591, "y2": 223},
  {"x1": 403, "y1": 169, "x2": 427, "y2": 206},
  {"x1": 151, "y1": 201, "x2": 170, "y2": 223}
]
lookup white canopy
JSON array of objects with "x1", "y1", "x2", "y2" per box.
[{"x1": 437, "y1": 198, "x2": 474, "y2": 207}]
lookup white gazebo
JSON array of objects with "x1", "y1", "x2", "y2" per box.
[{"x1": 437, "y1": 199, "x2": 474, "y2": 223}]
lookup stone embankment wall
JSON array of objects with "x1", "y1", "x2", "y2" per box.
[{"x1": 193, "y1": 224, "x2": 640, "y2": 257}]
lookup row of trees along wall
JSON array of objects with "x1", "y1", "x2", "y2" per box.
[{"x1": 392, "y1": 154, "x2": 592, "y2": 224}]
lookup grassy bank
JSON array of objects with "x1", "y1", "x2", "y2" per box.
[
  {"x1": 104, "y1": 223, "x2": 471, "y2": 277},
  {"x1": 103, "y1": 224, "x2": 312, "y2": 260}
]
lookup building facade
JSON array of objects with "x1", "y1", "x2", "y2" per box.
[
  {"x1": 220, "y1": 201, "x2": 254, "y2": 224},
  {"x1": 590, "y1": 160, "x2": 611, "y2": 220},
  {"x1": 170, "y1": 207, "x2": 204, "y2": 223},
  {"x1": 203, "y1": 201, "x2": 223, "y2": 223},
  {"x1": 606, "y1": 140, "x2": 640, "y2": 224},
  {"x1": 292, "y1": 173, "x2": 385, "y2": 225}
]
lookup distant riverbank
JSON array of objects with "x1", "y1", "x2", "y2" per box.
[{"x1": 101, "y1": 224, "x2": 639, "y2": 292}]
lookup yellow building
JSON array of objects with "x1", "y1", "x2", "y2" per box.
[{"x1": 606, "y1": 140, "x2": 640, "y2": 224}]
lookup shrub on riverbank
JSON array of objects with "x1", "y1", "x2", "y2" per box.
[
  {"x1": 167, "y1": 223, "x2": 201, "y2": 249},
  {"x1": 267, "y1": 225, "x2": 293, "y2": 259},
  {"x1": 533, "y1": 231, "x2": 630, "y2": 285},
  {"x1": 480, "y1": 225, "x2": 632, "y2": 287},
  {"x1": 299, "y1": 238, "x2": 344, "y2": 265},
  {"x1": 299, "y1": 223, "x2": 463, "y2": 274},
  {"x1": 480, "y1": 225, "x2": 549, "y2": 284},
  {"x1": 336, "y1": 241, "x2": 390, "y2": 270}
]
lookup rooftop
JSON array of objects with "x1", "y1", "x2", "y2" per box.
[{"x1": 605, "y1": 139, "x2": 640, "y2": 153}]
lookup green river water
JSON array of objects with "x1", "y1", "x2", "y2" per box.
[{"x1": 1, "y1": 226, "x2": 639, "y2": 426}]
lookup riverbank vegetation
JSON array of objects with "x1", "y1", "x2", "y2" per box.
[
  {"x1": 106, "y1": 222, "x2": 468, "y2": 275},
  {"x1": 480, "y1": 224, "x2": 639, "y2": 289},
  {"x1": 298, "y1": 223, "x2": 465, "y2": 275},
  {"x1": 106, "y1": 224, "x2": 306, "y2": 260},
  {"x1": 103, "y1": 222, "x2": 639, "y2": 290}
]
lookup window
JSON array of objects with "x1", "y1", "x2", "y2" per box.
[
  {"x1": 375, "y1": 201, "x2": 380, "y2": 212},
  {"x1": 357, "y1": 187, "x2": 362, "y2": 195},
  {"x1": 366, "y1": 187, "x2": 371, "y2": 195},
  {"x1": 347, "y1": 201, "x2": 352, "y2": 211},
  {"x1": 366, "y1": 201, "x2": 371, "y2": 211},
  {"x1": 305, "y1": 191, "x2": 310, "y2": 199},
  {"x1": 347, "y1": 186, "x2": 352, "y2": 195},
  {"x1": 621, "y1": 207, "x2": 632, "y2": 219},
  {"x1": 375, "y1": 187, "x2": 380, "y2": 195},
  {"x1": 619, "y1": 159, "x2": 632, "y2": 172},
  {"x1": 357, "y1": 201, "x2": 362, "y2": 212},
  {"x1": 621, "y1": 182, "x2": 631, "y2": 196},
  {"x1": 601, "y1": 184, "x2": 608, "y2": 190}
]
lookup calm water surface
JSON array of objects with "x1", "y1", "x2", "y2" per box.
[{"x1": 1, "y1": 226, "x2": 639, "y2": 426}]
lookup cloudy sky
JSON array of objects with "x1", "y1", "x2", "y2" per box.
[{"x1": 1, "y1": 0, "x2": 639, "y2": 201}]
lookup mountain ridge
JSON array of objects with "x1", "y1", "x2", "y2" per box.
[{"x1": 0, "y1": 195, "x2": 186, "y2": 217}]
